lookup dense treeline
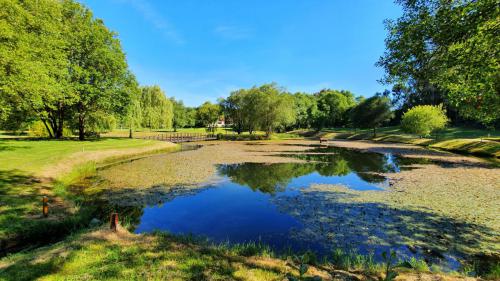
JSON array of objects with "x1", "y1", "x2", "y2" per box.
[{"x1": 219, "y1": 83, "x2": 392, "y2": 136}]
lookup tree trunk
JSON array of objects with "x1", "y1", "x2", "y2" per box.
[
  {"x1": 78, "y1": 116, "x2": 85, "y2": 140},
  {"x1": 41, "y1": 120, "x2": 54, "y2": 138},
  {"x1": 129, "y1": 127, "x2": 133, "y2": 138},
  {"x1": 54, "y1": 103, "x2": 64, "y2": 139},
  {"x1": 373, "y1": 127, "x2": 376, "y2": 137},
  {"x1": 78, "y1": 102, "x2": 86, "y2": 140}
]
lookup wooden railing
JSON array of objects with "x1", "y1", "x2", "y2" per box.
[{"x1": 140, "y1": 133, "x2": 217, "y2": 143}]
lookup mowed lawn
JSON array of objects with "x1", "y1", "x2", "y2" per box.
[
  {"x1": 0, "y1": 138, "x2": 171, "y2": 174},
  {"x1": 323, "y1": 126, "x2": 500, "y2": 158},
  {"x1": 0, "y1": 137, "x2": 177, "y2": 243}
]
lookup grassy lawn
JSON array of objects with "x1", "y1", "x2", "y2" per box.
[
  {"x1": 0, "y1": 137, "x2": 178, "y2": 247},
  {"x1": 1, "y1": 227, "x2": 485, "y2": 281},
  {"x1": 322, "y1": 126, "x2": 500, "y2": 158},
  {"x1": 0, "y1": 138, "x2": 175, "y2": 174}
]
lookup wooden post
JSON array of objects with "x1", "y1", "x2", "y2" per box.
[
  {"x1": 42, "y1": 196, "x2": 48, "y2": 217},
  {"x1": 110, "y1": 213, "x2": 119, "y2": 232}
]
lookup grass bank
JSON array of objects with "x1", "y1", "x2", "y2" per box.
[
  {"x1": 320, "y1": 126, "x2": 499, "y2": 158},
  {"x1": 1, "y1": 227, "x2": 493, "y2": 281},
  {"x1": 0, "y1": 138, "x2": 179, "y2": 252}
]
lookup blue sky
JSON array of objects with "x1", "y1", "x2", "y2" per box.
[{"x1": 81, "y1": 0, "x2": 401, "y2": 107}]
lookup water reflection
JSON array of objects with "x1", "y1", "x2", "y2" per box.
[
  {"x1": 113, "y1": 145, "x2": 491, "y2": 270},
  {"x1": 217, "y1": 147, "x2": 430, "y2": 194}
]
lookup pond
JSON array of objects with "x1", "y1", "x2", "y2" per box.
[{"x1": 99, "y1": 144, "x2": 475, "y2": 269}]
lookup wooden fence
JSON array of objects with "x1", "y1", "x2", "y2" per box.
[{"x1": 141, "y1": 133, "x2": 217, "y2": 143}]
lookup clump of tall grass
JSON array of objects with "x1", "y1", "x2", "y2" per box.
[
  {"x1": 331, "y1": 248, "x2": 381, "y2": 273},
  {"x1": 401, "y1": 256, "x2": 430, "y2": 272},
  {"x1": 218, "y1": 240, "x2": 275, "y2": 257}
]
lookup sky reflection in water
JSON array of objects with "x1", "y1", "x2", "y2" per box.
[{"x1": 134, "y1": 147, "x2": 445, "y2": 261}]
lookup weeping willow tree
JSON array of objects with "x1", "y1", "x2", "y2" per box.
[{"x1": 140, "y1": 85, "x2": 173, "y2": 130}]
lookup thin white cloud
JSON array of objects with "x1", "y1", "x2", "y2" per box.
[
  {"x1": 213, "y1": 25, "x2": 253, "y2": 40},
  {"x1": 120, "y1": 0, "x2": 184, "y2": 44}
]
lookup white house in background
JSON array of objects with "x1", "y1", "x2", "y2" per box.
[{"x1": 215, "y1": 116, "x2": 225, "y2": 127}]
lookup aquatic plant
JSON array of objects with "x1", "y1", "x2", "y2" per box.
[
  {"x1": 400, "y1": 257, "x2": 430, "y2": 272},
  {"x1": 331, "y1": 248, "x2": 379, "y2": 273},
  {"x1": 380, "y1": 250, "x2": 398, "y2": 281}
]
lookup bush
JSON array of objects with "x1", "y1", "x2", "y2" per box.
[
  {"x1": 28, "y1": 121, "x2": 50, "y2": 137},
  {"x1": 28, "y1": 121, "x2": 73, "y2": 138},
  {"x1": 401, "y1": 105, "x2": 448, "y2": 137}
]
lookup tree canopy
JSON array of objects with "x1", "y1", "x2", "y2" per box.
[
  {"x1": 140, "y1": 86, "x2": 173, "y2": 130},
  {"x1": 220, "y1": 83, "x2": 296, "y2": 135},
  {"x1": 378, "y1": 0, "x2": 499, "y2": 127},
  {"x1": 315, "y1": 90, "x2": 356, "y2": 129},
  {"x1": 0, "y1": 0, "x2": 136, "y2": 139},
  {"x1": 196, "y1": 102, "x2": 221, "y2": 133},
  {"x1": 350, "y1": 96, "x2": 393, "y2": 136}
]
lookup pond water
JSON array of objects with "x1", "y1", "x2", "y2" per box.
[{"x1": 118, "y1": 145, "x2": 464, "y2": 268}]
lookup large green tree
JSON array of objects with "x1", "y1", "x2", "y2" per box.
[
  {"x1": 0, "y1": 0, "x2": 73, "y2": 138},
  {"x1": 171, "y1": 98, "x2": 190, "y2": 132},
  {"x1": 140, "y1": 86, "x2": 173, "y2": 130},
  {"x1": 196, "y1": 101, "x2": 220, "y2": 133},
  {"x1": 254, "y1": 84, "x2": 296, "y2": 136},
  {"x1": 292, "y1": 92, "x2": 318, "y2": 129},
  {"x1": 117, "y1": 71, "x2": 142, "y2": 138},
  {"x1": 221, "y1": 89, "x2": 249, "y2": 134},
  {"x1": 350, "y1": 96, "x2": 393, "y2": 136},
  {"x1": 315, "y1": 89, "x2": 356, "y2": 129},
  {"x1": 62, "y1": 0, "x2": 129, "y2": 140},
  {"x1": 378, "y1": 0, "x2": 499, "y2": 127}
]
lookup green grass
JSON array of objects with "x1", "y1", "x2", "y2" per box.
[
  {"x1": 324, "y1": 126, "x2": 499, "y2": 140},
  {"x1": 0, "y1": 138, "x2": 167, "y2": 173},
  {"x1": 2, "y1": 228, "x2": 495, "y2": 281},
  {"x1": 0, "y1": 138, "x2": 178, "y2": 245},
  {"x1": 0, "y1": 230, "x2": 293, "y2": 281},
  {"x1": 322, "y1": 126, "x2": 500, "y2": 158}
]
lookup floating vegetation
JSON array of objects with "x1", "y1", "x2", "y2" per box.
[{"x1": 95, "y1": 140, "x2": 499, "y2": 274}]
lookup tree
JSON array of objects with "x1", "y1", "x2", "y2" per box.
[
  {"x1": 117, "y1": 72, "x2": 142, "y2": 138},
  {"x1": 315, "y1": 89, "x2": 356, "y2": 129},
  {"x1": 0, "y1": 0, "x2": 73, "y2": 138},
  {"x1": 0, "y1": 0, "x2": 139, "y2": 139},
  {"x1": 61, "y1": 0, "x2": 129, "y2": 140},
  {"x1": 401, "y1": 105, "x2": 448, "y2": 137},
  {"x1": 378, "y1": 0, "x2": 499, "y2": 127},
  {"x1": 140, "y1": 86, "x2": 173, "y2": 130},
  {"x1": 171, "y1": 98, "x2": 189, "y2": 132},
  {"x1": 221, "y1": 89, "x2": 248, "y2": 134},
  {"x1": 350, "y1": 96, "x2": 393, "y2": 136},
  {"x1": 292, "y1": 93, "x2": 318, "y2": 129},
  {"x1": 196, "y1": 102, "x2": 220, "y2": 133},
  {"x1": 253, "y1": 84, "x2": 296, "y2": 136},
  {"x1": 185, "y1": 107, "x2": 197, "y2": 128}
]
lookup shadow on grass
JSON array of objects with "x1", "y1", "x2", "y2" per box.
[{"x1": 0, "y1": 169, "x2": 102, "y2": 257}]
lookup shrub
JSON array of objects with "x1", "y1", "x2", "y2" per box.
[
  {"x1": 401, "y1": 105, "x2": 448, "y2": 137},
  {"x1": 28, "y1": 121, "x2": 50, "y2": 137}
]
